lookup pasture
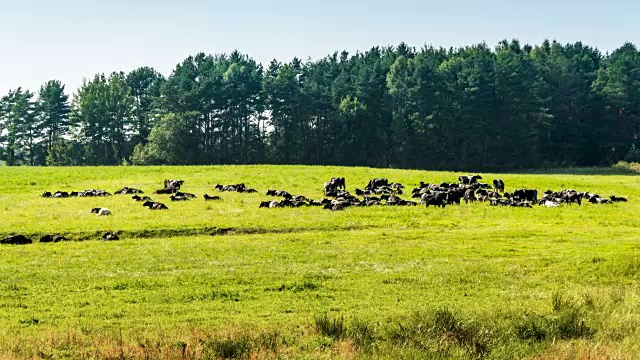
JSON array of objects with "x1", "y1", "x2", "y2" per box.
[{"x1": 0, "y1": 166, "x2": 639, "y2": 359}]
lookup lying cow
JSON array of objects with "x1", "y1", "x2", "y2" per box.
[
  {"x1": 53, "y1": 191, "x2": 69, "y2": 198},
  {"x1": 512, "y1": 189, "x2": 538, "y2": 203},
  {"x1": 102, "y1": 232, "x2": 119, "y2": 241},
  {"x1": 90, "y1": 207, "x2": 112, "y2": 216},
  {"x1": 143, "y1": 201, "x2": 169, "y2": 210},
  {"x1": 170, "y1": 195, "x2": 191, "y2": 202},
  {"x1": 40, "y1": 235, "x2": 67, "y2": 243},
  {"x1": 1, "y1": 235, "x2": 33, "y2": 245},
  {"x1": 132, "y1": 195, "x2": 153, "y2": 202},
  {"x1": 164, "y1": 180, "x2": 185, "y2": 190},
  {"x1": 115, "y1": 187, "x2": 144, "y2": 195},
  {"x1": 204, "y1": 194, "x2": 222, "y2": 201}
]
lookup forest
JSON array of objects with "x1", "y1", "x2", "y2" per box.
[{"x1": 1, "y1": 39, "x2": 640, "y2": 170}]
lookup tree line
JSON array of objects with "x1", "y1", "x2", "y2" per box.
[{"x1": 2, "y1": 39, "x2": 640, "y2": 169}]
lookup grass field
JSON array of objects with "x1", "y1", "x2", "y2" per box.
[{"x1": 0, "y1": 166, "x2": 639, "y2": 359}]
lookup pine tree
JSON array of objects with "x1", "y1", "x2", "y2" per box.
[{"x1": 37, "y1": 80, "x2": 70, "y2": 162}]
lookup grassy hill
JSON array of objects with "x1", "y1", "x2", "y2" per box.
[{"x1": 0, "y1": 165, "x2": 638, "y2": 359}]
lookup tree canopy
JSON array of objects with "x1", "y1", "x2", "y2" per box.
[{"x1": 1, "y1": 40, "x2": 639, "y2": 169}]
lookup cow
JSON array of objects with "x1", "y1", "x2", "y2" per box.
[
  {"x1": 142, "y1": 201, "x2": 168, "y2": 210},
  {"x1": 41, "y1": 191, "x2": 52, "y2": 198},
  {"x1": 513, "y1": 189, "x2": 538, "y2": 203},
  {"x1": 367, "y1": 178, "x2": 389, "y2": 190},
  {"x1": 132, "y1": 195, "x2": 152, "y2": 202},
  {"x1": 102, "y1": 232, "x2": 120, "y2": 241},
  {"x1": 464, "y1": 189, "x2": 476, "y2": 204},
  {"x1": 175, "y1": 191, "x2": 197, "y2": 199},
  {"x1": 562, "y1": 190, "x2": 582, "y2": 206},
  {"x1": 459, "y1": 175, "x2": 483, "y2": 185},
  {"x1": 421, "y1": 192, "x2": 447, "y2": 208},
  {"x1": 204, "y1": 194, "x2": 222, "y2": 201},
  {"x1": 492, "y1": 179, "x2": 505, "y2": 193},
  {"x1": 1, "y1": 235, "x2": 32, "y2": 245},
  {"x1": 589, "y1": 196, "x2": 611, "y2": 204},
  {"x1": 53, "y1": 191, "x2": 69, "y2": 198},
  {"x1": 170, "y1": 195, "x2": 190, "y2": 202},
  {"x1": 40, "y1": 235, "x2": 67, "y2": 243},
  {"x1": 115, "y1": 187, "x2": 144, "y2": 195},
  {"x1": 155, "y1": 187, "x2": 178, "y2": 195},
  {"x1": 164, "y1": 180, "x2": 184, "y2": 190},
  {"x1": 90, "y1": 208, "x2": 112, "y2": 216},
  {"x1": 330, "y1": 177, "x2": 346, "y2": 190},
  {"x1": 446, "y1": 190, "x2": 464, "y2": 205},
  {"x1": 610, "y1": 195, "x2": 628, "y2": 202}
]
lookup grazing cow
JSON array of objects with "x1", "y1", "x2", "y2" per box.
[
  {"x1": 91, "y1": 208, "x2": 112, "y2": 216},
  {"x1": 610, "y1": 195, "x2": 628, "y2": 202},
  {"x1": 421, "y1": 192, "x2": 447, "y2": 208},
  {"x1": 40, "y1": 235, "x2": 67, "y2": 243},
  {"x1": 142, "y1": 201, "x2": 168, "y2": 210},
  {"x1": 464, "y1": 189, "x2": 475, "y2": 204},
  {"x1": 330, "y1": 177, "x2": 346, "y2": 190},
  {"x1": 492, "y1": 179, "x2": 505, "y2": 192},
  {"x1": 1, "y1": 235, "x2": 32, "y2": 245},
  {"x1": 204, "y1": 194, "x2": 222, "y2": 201},
  {"x1": 324, "y1": 177, "x2": 346, "y2": 195},
  {"x1": 323, "y1": 182, "x2": 334, "y2": 196},
  {"x1": 446, "y1": 190, "x2": 464, "y2": 205},
  {"x1": 102, "y1": 232, "x2": 119, "y2": 241},
  {"x1": 563, "y1": 191, "x2": 582, "y2": 206}
]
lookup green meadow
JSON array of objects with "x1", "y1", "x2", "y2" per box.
[{"x1": 0, "y1": 166, "x2": 639, "y2": 359}]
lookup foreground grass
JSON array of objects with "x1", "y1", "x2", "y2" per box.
[
  {"x1": 0, "y1": 165, "x2": 639, "y2": 358},
  {"x1": 1, "y1": 229, "x2": 639, "y2": 359}
]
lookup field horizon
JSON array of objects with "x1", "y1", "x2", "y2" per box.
[{"x1": 1, "y1": 165, "x2": 639, "y2": 359}]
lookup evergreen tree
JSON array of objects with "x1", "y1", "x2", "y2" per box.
[{"x1": 37, "y1": 80, "x2": 70, "y2": 163}]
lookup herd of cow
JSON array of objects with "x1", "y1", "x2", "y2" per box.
[
  {"x1": 37, "y1": 174, "x2": 629, "y2": 214},
  {"x1": 260, "y1": 175, "x2": 627, "y2": 210},
  {"x1": 1, "y1": 174, "x2": 628, "y2": 245}
]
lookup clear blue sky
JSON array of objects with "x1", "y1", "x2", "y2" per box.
[{"x1": 1, "y1": 0, "x2": 638, "y2": 95}]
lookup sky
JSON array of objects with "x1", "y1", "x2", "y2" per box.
[{"x1": 0, "y1": 0, "x2": 638, "y2": 95}]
